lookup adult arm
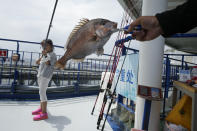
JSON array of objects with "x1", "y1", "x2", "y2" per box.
[{"x1": 156, "y1": 0, "x2": 197, "y2": 37}]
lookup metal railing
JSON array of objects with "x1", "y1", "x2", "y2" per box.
[
  {"x1": 0, "y1": 38, "x2": 197, "y2": 102},
  {"x1": 0, "y1": 38, "x2": 113, "y2": 99}
]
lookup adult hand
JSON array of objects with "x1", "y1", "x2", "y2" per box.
[{"x1": 126, "y1": 16, "x2": 163, "y2": 41}]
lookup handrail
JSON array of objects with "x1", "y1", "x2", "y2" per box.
[
  {"x1": 164, "y1": 54, "x2": 197, "y2": 56},
  {"x1": 0, "y1": 38, "x2": 64, "y2": 48},
  {"x1": 0, "y1": 66, "x2": 103, "y2": 74},
  {"x1": 164, "y1": 56, "x2": 197, "y2": 66}
]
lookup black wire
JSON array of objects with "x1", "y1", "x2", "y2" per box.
[{"x1": 45, "y1": 0, "x2": 59, "y2": 41}]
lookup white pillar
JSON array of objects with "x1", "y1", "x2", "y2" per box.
[{"x1": 134, "y1": 0, "x2": 167, "y2": 131}]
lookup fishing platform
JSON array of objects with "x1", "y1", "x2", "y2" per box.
[
  {"x1": 1, "y1": 0, "x2": 197, "y2": 131},
  {"x1": 0, "y1": 36, "x2": 196, "y2": 131}
]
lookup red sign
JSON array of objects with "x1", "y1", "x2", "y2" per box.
[{"x1": 0, "y1": 49, "x2": 8, "y2": 57}]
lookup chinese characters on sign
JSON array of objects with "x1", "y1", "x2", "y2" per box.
[
  {"x1": 114, "y1": 54, "x2": 139, "y2": 101},
  {"x1": 116, "y1": 69, "x2": 134, "y2": 84}
]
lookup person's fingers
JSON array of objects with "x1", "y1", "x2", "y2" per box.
[
  {"x1": 132, "y1": 30, "x2": 146, "y2": 41},
  {"x1": 127, "y1": 17, "x2": 142, "y2": 33},
  {"x1": 132, "y1": 33, "x2": 136, "y2": 39},
  {"x1": 124, "y1": 30, "x2": 129, "y2": 34}
]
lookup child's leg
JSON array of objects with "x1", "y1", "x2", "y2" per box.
[
  {"x1": 41, "y1": 102, "x2": 47, "y2": 113},
  {"x1": 38, "y1": 77, "x2": 43, "y2": 109},
  {"x1": 39, "y1": 77, "x2": 50, "y2": 113}
]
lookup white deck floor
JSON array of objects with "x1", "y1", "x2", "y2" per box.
[{"x1": 0, "y1": 96, "x2": 113, "y2": 131}]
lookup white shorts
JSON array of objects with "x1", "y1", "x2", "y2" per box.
[{"x1": 37, "y1": 76, "x2": 50, "y2": 102}]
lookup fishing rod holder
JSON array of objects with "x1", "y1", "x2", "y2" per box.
[
  {"x1": 121, "y1": 25, "x2": 142, "y2": 32},
  {"x1": 115, "y1": 36, "x2": 133, "y2": 46}
]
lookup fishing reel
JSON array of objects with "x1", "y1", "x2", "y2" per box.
[
  {"x1": 106, "y1": 88, "x2": 117, "y2": 104},
  {"x1": 115, "y1": 25, "x2": 141, "y2": 47}
]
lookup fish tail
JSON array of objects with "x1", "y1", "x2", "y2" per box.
[
  {"x1": 55, "y1": 56, "x2": 68, "y2": 70},
  {"x1": 55, "y1": 48, "x2": 72, "y2": 70}
]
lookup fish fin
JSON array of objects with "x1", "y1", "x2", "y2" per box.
[
  {"x1": 72, "y1": 58, "x2": 85, "y2": 62},
  {"x1": 65, "y1": 18, "x2": 90, "y2": 50},
  {"x1": 90, "y1": 33, "x2": 100, "y2": 42},
  {"x1": 96, "y1": 47, "x2": 104, "y2": 56},
  {"x1": 55, "y1": 59, "x2": 67, "y2": 70}
]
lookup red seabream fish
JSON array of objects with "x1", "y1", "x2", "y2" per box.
[{"x1": 55, "y1": 18, "x2": 117, "y2": 69}]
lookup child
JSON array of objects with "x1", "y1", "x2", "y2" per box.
[{"x1": 32, "y1": 39, "x2": 57, "y2": 121}]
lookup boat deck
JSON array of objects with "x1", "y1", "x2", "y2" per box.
[{"x1": 0, "y1": 96, "x2": 113, "y2": 131}]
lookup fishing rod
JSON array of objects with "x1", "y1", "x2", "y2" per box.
[
  {"x1": 96, "y1": 12, "x2": 132, "y2": 129},
  {"x1": 42, "y1": 0, "x2": 58, "y2": 58},
  {"x1": 97, "y1": 29, "x2": 130, "y2": 130},
  {"x1": 45, "y1": 0, "x2": 59, "y2": 41},
  {"x1": 97, "y1": 42, "x2": 125, "y2": 129},
  {"x1": 96, "y1": 14, "x2": 142, "y2": 130},
  {"x1": 91, "y1": 12, "x2": 126, "y2": 115},
  {"x1": 101, "y1": 37, "x2": 133, "y2": 131}
]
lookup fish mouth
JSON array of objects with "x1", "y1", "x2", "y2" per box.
[
  {"x1": 111, "y1": 28, "x2": 120, "y2": 33},
  {"x1": 113, "y1": 23, "x2": 117, "y2": 28},
  {"x1": 110, "y1": 22, "x2": 118, "y2": 33}
]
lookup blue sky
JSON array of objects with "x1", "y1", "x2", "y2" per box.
[{"x1": 0, "y1": 0, "x2": 139, "y2": 57}]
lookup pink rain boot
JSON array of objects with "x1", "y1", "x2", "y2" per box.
[
  {"x1": 32, "y1": 108, "x2": 42, "y2": 115},
  {"x1": 33, "y1": 112, "x2": 48, "y2": 121}
]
